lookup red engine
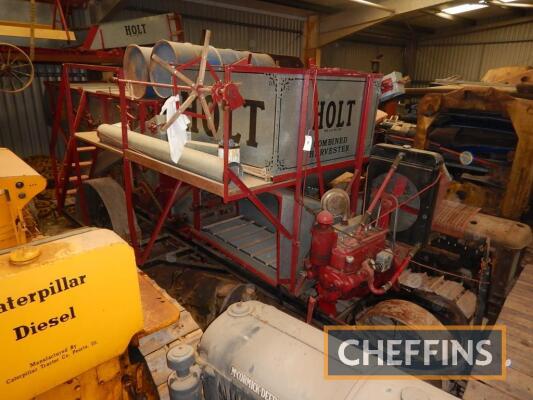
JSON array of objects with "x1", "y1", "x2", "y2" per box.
[
  {"x1": 306, "y1": 210, "x2": 414, "y2": 316},
  {"x1": 305, "y1": 149, "x2": 430, "y2": 317}
]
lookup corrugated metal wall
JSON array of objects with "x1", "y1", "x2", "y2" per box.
[
  {"x1": 119, "y1": 0, "x2": 304, "y2": 57},
  {"x1": 322, "y1": 41, "x2": 405, "y2": 73},
  {"x1": 414, "y1": 21, "x2": 533, "y2": 83},
  {"x1": 0, "y1": 80, "x2": 49, "y2": 158},
  {"x1": 0, "y1": 65, "x2": 80, "y2": 158}
]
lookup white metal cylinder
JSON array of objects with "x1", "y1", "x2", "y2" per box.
[
  {"x1": 149, "y1": 40, "x2": 221, "y2": 98},
  {"x1": 148, "y1": 41, "x2": 277, "y2": 98}
]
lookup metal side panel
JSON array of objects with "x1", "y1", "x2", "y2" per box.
[
  {"x1": 238, "y1": 190, "x2": 320, "y2": 280},
  {"x1": 203, "y1": 217, "x2": 277, "y2": 280}
]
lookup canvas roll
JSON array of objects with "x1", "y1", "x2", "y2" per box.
[
  {"x1": 184, "y1": 140, "x2": 219, "y2": 155},
  {"x1": 97, "y1": 124, "x2": 223, "y2": 182}
]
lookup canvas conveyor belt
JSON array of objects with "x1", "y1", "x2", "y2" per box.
[{"x1": 74, "y1": 131, "x2": 276, "y2": 198}]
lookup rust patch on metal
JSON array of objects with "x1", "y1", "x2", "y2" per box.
[{"x1": 358, "y1": 299, "x2": 444, "y2": 326}]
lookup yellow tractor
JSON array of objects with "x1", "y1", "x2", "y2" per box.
[{"x1": 0, "y1": 148, "x2": 201, "y2": 399}]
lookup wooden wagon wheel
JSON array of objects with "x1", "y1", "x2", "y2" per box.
[{"x1": 0, "y1": 43, "x2": 34, "y2": 93}]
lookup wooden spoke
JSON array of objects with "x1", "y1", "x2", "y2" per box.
[
  {"x1": 173, "y1": 68, "x2": 196, "y2": 89},
  {"x1": 199, "y1": 93, "x2": 217, "y2": 136},
  {"x1": 11, "y1": 71, "x2": 25, "y2": 87},
  {"x1": 197, "y1": 30, "x2": 211, "y2": 86},
  {"x1": 162, "y1": 92, "x2": 198, "y2": 131},
  {"x1": 0, "y1": 43, "x2": 33, "y2": 93},
  {"x1": 152, "y1": 54, "x2": 195, "y2": 87},
  {"x1": 155, "y1": 29, "x2": 242, "y2": 137},
  {"x1": 13, "y1": 70, "x2": 31, "y2": 77},
  {"x1": 11, "y1": 63, "x2": 30, "y2": 69}
]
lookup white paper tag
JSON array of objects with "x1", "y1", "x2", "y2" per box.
[
  {"x1": 161, "y1": 95, "x2": 190, "y2": 164},
  {"x1": 303, "y1": 135, "x2": 313, "y2": 152}
]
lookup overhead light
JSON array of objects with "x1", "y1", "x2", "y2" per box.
[
  {"x1": 442, "y1": 3, "x2": 488, "y2": 14},
  {"x1": 435, "y1": 11, "x2": 456, "y2": 19}
]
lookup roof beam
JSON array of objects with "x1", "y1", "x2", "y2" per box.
[
  {"x1": 420, "y1": 13, "x2": 533, "y2": 40},
  {"x1": 318, "y1": 0, "x2": 452, "y2": 46},
  {"x1": 348, "y1": 33, "x2": 408, "y2": 46},
  {"x1": 258, "y1": 0, "x2": 337, "y2": 15},
  {"x1": 92, "y1": 0, "x2": 125, "y2": 23},
  {"x1": 385, "y1": 20, "x2": 434, "y2": 35},
  {"x1": 423, "y1": 10, "x2": 476, "y2": 27},
  {"x1": 183, "y1": 0, "x2": 312, "y2": 20}
]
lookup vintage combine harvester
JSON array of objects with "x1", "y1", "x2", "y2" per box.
[
  {"x1": 41, "y1": 30, "x2": 532, "y2": 397},
  {"x1": 50, "y1": 30, "x2": 532, "y2": 326}
]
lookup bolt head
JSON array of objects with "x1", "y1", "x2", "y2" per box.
[
  {"x1": 317, "y1": 210, "x2": 334, "y2": 225},
  {"x1": 228, "y1": 301, "x2": 252, "y2": 317},
  {"x1": 167, "y1": 344, "x2": 194, "y2": 373}
]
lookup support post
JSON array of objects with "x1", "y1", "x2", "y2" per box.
[
  {"x1": 289, "y1": 71, "x2": 311, "y2": 292},
  {"x1": 139, "y1": 180, "x2": 182, "y2": 265},
  {"x1": 302, "y1": 15, "x2": 321, "y2": 67},
  {"x1": 118, "y1": 69, "x2": 141, "y2": 259}
]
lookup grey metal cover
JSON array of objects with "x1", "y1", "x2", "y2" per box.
[
  {"x1": 180, "y1": 70, "x2": 379, "y2": 178},
  {"x1": 198, "y1": 301, "x2": 459, "y2": 400}
]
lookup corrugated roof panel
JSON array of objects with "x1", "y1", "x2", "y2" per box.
[
  {"x1": 322, "y1": 41, "x2": 405, "y2": 73},
  {"x1": 119, "y1": 0, "x2": 304, "y2": 56},
  {"x1": 414, "y1": 20, "x2": 532, "y2": 82},
  {"x1": 420, "y1": 20, "x2": 533, "y2": 45},
  {"x1": 479, "y1": 42, "x2": 533, "y2": 74},
  {"x1": 414, "y1": 44, "x2": 485, "y2": 81}
]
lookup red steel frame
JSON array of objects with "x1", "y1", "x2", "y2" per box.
[
  {"x1": 49, "y1": 64, "x2": 162, "y2": 215},
  {"x1": 51, "y1": 0, "x2": 72, "y2": 43},
  {"x1": 55, "y1": 60, "x2": 380, "y2": 295}
]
